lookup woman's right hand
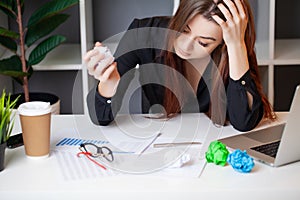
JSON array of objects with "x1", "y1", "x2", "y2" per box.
[{"x1": 83, "y1": 42, "x2": 120, "y2": 97}]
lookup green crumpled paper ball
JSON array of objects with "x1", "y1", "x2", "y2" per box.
[{"x1": 205, "y1": 140, "x2": 229, "y2": 166}]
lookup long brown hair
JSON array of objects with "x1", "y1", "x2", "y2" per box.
[{"x1": 163, "y1": 0, "x2": 275, "y2": 124}]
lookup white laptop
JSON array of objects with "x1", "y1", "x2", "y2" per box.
[{"x1": 219, "y1": 85, "x2": 300, "y2": 167}]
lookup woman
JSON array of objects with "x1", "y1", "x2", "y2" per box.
[{"x1": 84, "y1": 0, "x2": 275, "y2": 131}]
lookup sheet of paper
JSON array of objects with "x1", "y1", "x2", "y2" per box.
[{"x1": 52, "y1": 135, "x2": 207, "y2": 180}]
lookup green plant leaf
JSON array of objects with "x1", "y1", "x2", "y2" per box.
[
  {"x1": 0, "y1": 57, "x2": 33, "y2": 85},
  {"x1": 0, "y1": 55, "x2": 22, "y2": 72},
  {"x1": 0, "y1": 27, "x2": 18, "y2": 51},
  {"x1": 27, "y1": 0, "x2": 78, "y2": 27},
  {"x1": 0, "y1": 0, "x2": 17, "y2": 20},
  {"x1": 0, "y1": 90, "x2": 19, "y2": 143},
  {"x1": 0, "y1": 55, "x2": 29, "y2": 78},
  {"x1": 0, "y1": 36, "x2": 17, "y2": 52},
  {"x1": 28, "y1": 35, "x2": 66, "y2": 66},
  {"x1": 0, "y1": 70, "x2": 28, "y2": 77},
  {"x1": 0, "y1": 0, "x2": 24, "y2": 18},
  {"x1": 25, "y1": 14, "x2": 69, "y2": 47},
  {"x1": 0, "y1": 27, "x2": 19, "y2": 39}
]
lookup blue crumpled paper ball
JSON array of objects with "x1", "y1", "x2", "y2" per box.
[{"x1": 227, "y1": 149, "x2": 255, "y2": 173}]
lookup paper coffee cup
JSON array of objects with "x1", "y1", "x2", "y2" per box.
[{"x1": 18, "y1": 101, "x2": 51, "y2": 158}]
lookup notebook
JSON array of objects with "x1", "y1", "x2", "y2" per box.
[{"x1": 219, "y1": 85, "x2": 300, "y2": 167}]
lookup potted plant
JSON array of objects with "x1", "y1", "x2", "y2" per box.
[
  {"x1": 0, "y1": 0, "x2": 78, "y2": 113},
  {"x1": 0, "y1": 90, "x2": 18, "y2": 172}
]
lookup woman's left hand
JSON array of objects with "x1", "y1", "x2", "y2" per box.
[{"x1": 212, "y1": 0, "x2": 248, "y2": 47}]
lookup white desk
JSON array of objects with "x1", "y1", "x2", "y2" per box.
[{"x1": 0, "y1": 113, "x2": 299, "y2": 200}]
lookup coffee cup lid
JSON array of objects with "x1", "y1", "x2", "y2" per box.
[{"x1": 18, "y1": 101, "x2": 51, "y2": 116}]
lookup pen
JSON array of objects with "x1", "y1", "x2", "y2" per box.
[
  {"x1": 139, "y1": 132, "x2": 162, "y2": 156},
  {"x1": 153, "y1": 142, "x2": 201, "y2": 148}
]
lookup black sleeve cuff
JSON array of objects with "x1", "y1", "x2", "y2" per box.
[
  {"x1": 86, "y1": 85, "x2": 114, "y2": 126},
  {"x1": 95, "y1": 88, "x2": 112, "y2": 105},
  {"x1": 227, "y1": 70, "x2": 264, "y2": 131}
]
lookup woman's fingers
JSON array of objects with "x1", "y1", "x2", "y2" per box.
[
  {"x1": 223, "y1": 0, "x2": 239, "y2": 21},
  {"x1": 83, "y1": 42, "x2": 103, "y2": 62},
  {"x1": 95, "y1": 41, "x2": 102, "y2": 47},
  {"x1": 234, "y1": 0, "x2": 247, "y2": 20},
  {"x1": 216, "y1": 0, "x2": 247, "y2": 26},
  {"x1": 213, "y1": 0, "x2": 248, "y2": 29},
  {"x1": 212, "y1": 14, "x2": 225, "y2": 28},
  {"x1": 101, "y1": 62, "x2": 117, "y2": 81},
  {"x1": 216, "y1": 3, "x2": 232, "y2": 27},
  {"x1": 84, "y1": 41, "x2": 117, "y2": 82},
  {"x1": 83, "y1": 49, "x2": 97, "y2": 62},
  {"x1": 86, "y1": 51, "x2": 105, "y2": 73},
  {"x1": 213, "y1": 0, "x2": 248, "y2": 46}
]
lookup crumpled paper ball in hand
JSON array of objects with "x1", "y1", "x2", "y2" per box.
[
  {"x1": 205, "y1": 141, "x2": 229, "y2": 166},
  {"x1": 227, "y1": 149, "x2": 255, "y2": 173}
]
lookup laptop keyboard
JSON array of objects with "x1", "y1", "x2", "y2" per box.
[{"x1": 250, "y1": 140, "x2": 280, "y2": 158}]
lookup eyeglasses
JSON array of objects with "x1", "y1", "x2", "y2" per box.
[
  {"x1": 79, "y1": 143, "x2": 114, "y2": 162},
  {"x1": 77, "y1": 143, "x2": 114, "y2": 170}
]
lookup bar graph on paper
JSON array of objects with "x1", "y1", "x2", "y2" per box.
[{"x1": 55, "y1": 137, "x2": 109, "y2": 146}]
